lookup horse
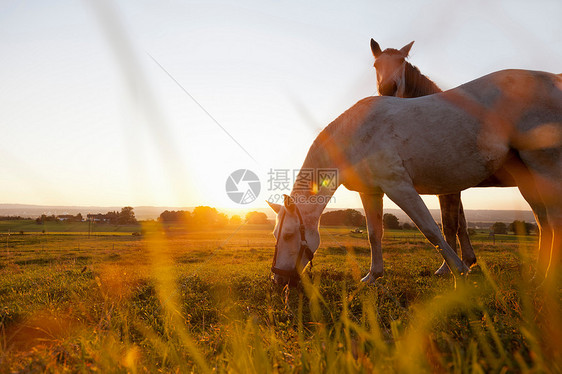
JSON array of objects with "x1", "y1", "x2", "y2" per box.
[
  {"x1": 369, "y1": 40, "x2": 558, "y2": 278},
  {"x1": 370, "y1": 39, "x2": 478, "y2": 276},
  {"x1": 268, "y1": 69, "x2": 562, "y2": 288}
]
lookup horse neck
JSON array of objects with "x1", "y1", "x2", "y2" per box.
[
  {"x1": 290, "y1": 145, "x2": 338, "y2": 226},
  {"x1": 402, "y1": 62, "x2": 442, "y2": 98}
]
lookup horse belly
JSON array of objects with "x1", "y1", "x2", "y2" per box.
[{"x1": 408, "y1": 160, "x2": 492, "y2": 195}]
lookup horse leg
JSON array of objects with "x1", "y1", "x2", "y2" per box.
[
  {"x1": 548, "y1": 214, "x2": 562, "y2": 285},
  {"x1": 538, "y1": 185, "x2": 562, "y2": 284},
  {"x1": 523, "y1": 178, "x2": 560, "y2": 282},
  {"x1": 383, "y1": 181, "x2": 469, "y2": 283},
  {"x1": 516, "y1": 150, "x2": 562, "y2": 283},
  {"x1": 436, "y1": 194, "x2": 478, "y2": 275},
  {"x1": 517, "y1": 183, "x2": 552, "y2": 279},
  {"x1": 457, "y1": 201, "x2": 477, "y2": 267},
  {"x1": 435, "y1": 194, "x2": 461, "y2": 275},
  {"x1": 359, "y1": 193, "x2": 384, "y2": 283},
  {"x1": 504, "y1": 159, "x2": 553, "y2": 280}
]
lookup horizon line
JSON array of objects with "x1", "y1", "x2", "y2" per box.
[{"x1": 0, "y1": 202, "x2": 533, "y2": 212}]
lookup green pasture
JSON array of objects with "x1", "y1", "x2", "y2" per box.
[{"x1": 0, "y1": 222, "x2": 559, "y2": 372}]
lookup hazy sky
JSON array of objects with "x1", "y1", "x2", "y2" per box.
[{"x1": 0, "y1": 0, "x2": 560, "y2": 211}]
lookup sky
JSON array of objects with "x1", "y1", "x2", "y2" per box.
[{"x1": 0, "y1": 0, "x2": 560, "y2": 212}]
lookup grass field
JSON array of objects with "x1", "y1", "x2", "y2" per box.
[{"x1": 0, "y1": 222, "x2": 560, "y2": 372}]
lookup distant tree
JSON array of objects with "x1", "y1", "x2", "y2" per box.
[
  {"x1": 119, "y1": 207, "x2": 137, "y2": 224},
  {"x1": 158, "y1": 210, "x2": 173, "y2": 222},
  {"x1": 216, "y1": 213, "x2": 229, "y2": 227},
  {"x1": 105, "y1": 211, "x2": 119, "y2": 224},
  {"x1": 246, "y1": 211, "x2": 269, "y2": 224},
  {"x1": 159, "y1": 210, "x2": 192, "y2": 224},
  {"x1": 402, "y1": 222, "x2": 414, "y2": 231},
  {"x1": 158, "y1": 206, "x2": 232, "y2": 228},
  {"x1": 491, "y1": 222, "x2": 507, "y2": 235},
  {"x1": 0, "y1": 216, "x2": 24, "y2": 220},
  {"x1": 76, "y1": 213, "x2": 83, "y2": 222},
  {"x1": 527, "y1": 222, "x2": 538, "y2": 234},
  {"x1": 192, "y1": 206, "x2": 216, "y2": 226},
  {"x1": 383, "y1": 213, "x2": 401, "y2": 230},
  {"x1": 509, "y1": 220, "x2": 526, "y2": 235},
  {"x1": 36, "y1": 214, "x2": 57, "y2": 224},
  {"x1": 183, "y1": 211, "x2": 193, "y2": 225},
  {"x1": 230, "y1": 215, "x2": 242, "y2": 226},
  {"x1": 320, "y1": 209, "x2": 365, "y2": 227},
  {"x1": 508, "y1": 220, "x2": 536, "y2": 235}
]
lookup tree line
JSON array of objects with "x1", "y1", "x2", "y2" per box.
[
  {"x1": 5, "y1": 206, "x2": 537, "y2": 235},
  {"x1": 34, "y1": 207, "x2": 137, "y2": 225},
  {"x1": 158, "y1": 207, "x2": 269, "y2": 228},
  {"x1": 87, "y1": 207, "x2": 137, "y2": 225},
  {"x1": 35, "y1": 214, "x2": 82, "y2": 224},
  {"x1": 491, "y1": 220, "x2": 537, "y2": 235},
  {"x1": 320, "y1": 209, "x2": 538, "y2": 236},
  {"x1": 0, "y1": 215, "x2": 27, "y2": 220},
  {"x1": 319, "y1": 209, "x2": 408, "y2": 230}
]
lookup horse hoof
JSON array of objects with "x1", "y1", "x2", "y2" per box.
[
  {"x1": 468, "y1": 264, "x2": 481, "y2": 274},
  {"x1": 529, "y1": 272, "x2": 547, "y2": 289},
  {"x1": 464, "y1": 257, "x2": 477, "y2": 268},
  {"x1": 361, "y1": 272, "x2": 382, "y2": 284},
  {"x1": 434, "y1": 262, "x2": 451, "y2": 276}
]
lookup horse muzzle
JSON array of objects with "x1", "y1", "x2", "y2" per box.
[{"x1": 272, "y1": 272, "x2": 300, "y2": 287}]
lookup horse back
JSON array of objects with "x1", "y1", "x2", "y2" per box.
[{"x1": 338, "y1": 70, "x2": 561, "y2": 194}]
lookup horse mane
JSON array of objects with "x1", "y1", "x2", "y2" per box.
[{"x1": 402, "y1": 61, "x2": 442, "y2": 97}]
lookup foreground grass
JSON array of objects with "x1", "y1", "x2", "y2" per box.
[{"x1": 0, "y1": 224, "x2": 560, "y2": 372}]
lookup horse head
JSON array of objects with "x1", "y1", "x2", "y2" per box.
[
  {"x1": 370, "y1": 39, "x2": 414, "y2": 97},
  {"x1": 268, "y1": 195, "x2": 320, "y2": 286}
]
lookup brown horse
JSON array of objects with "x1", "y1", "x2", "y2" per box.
[{"x1": 371, "y1": 39, "x2": 477, "y2": 275}]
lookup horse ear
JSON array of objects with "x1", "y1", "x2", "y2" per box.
[
  {"x1": 283, "y1": 194, "x2": 295, "y2": 212},
  {"x1": 400, "y1": 41, "x2": 414, "y2": 57},
  {"x1": 267, "y1": 200, "x2": 282, "y2": 214},
  {"x1": 370, "y1": 39, "x2": 382, "y2": 58}
]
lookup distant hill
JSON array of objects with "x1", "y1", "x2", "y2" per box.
[{"x1": 0, "y1": 204, "x2": 535, "y2": 226}]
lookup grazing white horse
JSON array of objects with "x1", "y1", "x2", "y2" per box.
[{"x1": 268, "y1": 69, "x2": 562, "y2": 287}]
